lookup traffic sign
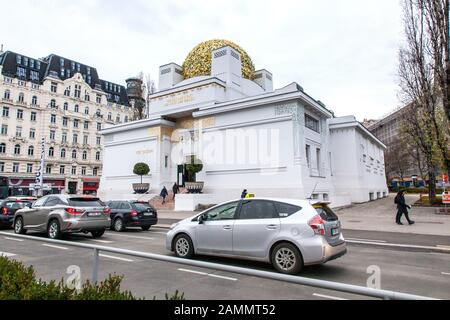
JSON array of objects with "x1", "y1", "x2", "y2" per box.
[{"x1": 443, "y1": 191, "x2": 450, "y2": 205}]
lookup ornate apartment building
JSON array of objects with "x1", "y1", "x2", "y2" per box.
[{"x1": 0, "y1": 50, "x2": 134, "y2": 195}]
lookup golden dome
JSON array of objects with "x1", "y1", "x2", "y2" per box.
[{"x1": 182, "y1": 39, "x2": 255, "y2": 80}]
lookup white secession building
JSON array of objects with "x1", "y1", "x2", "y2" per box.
[{"x1": 99, "y1": 40, "x2": 388, "y2": 209}]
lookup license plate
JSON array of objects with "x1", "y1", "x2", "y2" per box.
[
  {"x1": 331, "y1": 228, "x2": 340, "y2": 236},
  {"x1": 88, "y1": 212, "x2": 102, "y2": 217},
  {"x1": 144, "y1": 212, "x2": 153, "y2": 216}
]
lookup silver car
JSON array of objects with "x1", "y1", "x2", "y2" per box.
[
  {"x1": 166, "y1": 198, "x2": 346, "y2": 274},
  {"x1": 14, "y1": 194, "x2": 111, "y2": 239}
]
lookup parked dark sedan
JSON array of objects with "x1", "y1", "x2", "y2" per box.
[
  {"x1": 107, "y1": 200, "x2": 158, "y2": 232},
  {"x1": 0, "y1": 197, "x2": 35, "y2": 228}
]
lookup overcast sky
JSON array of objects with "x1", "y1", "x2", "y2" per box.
[{"x1": 0, "y1": 0, "x2": 404, "y2": 120}]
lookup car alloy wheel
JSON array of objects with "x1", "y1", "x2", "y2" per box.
[
  {"x1": 173, "y1": 234, "x2": 194, "y2": 259},
  {"x1": 176, "y1": 238, "x2": 190, "y2": 257},
  {"x1": 114, "y1": 218, "x2": 124, "y2": 232},
  {"x1": 275, "y1": 247, "x2": 297, "y2": 272},
  {"x1": 14, "y1": 217, "x2": 24, "y2": 234},
  {"x1": 48, "y1": 220, "x2": 60, "y2": 239}
]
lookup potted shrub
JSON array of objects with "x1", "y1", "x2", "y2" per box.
[
  {"x1": 184, "y1": 156, "x2": 204, "y2": 193},
  {"x1": 132, "y1": 162, "x2": 150, "y2": 194}
]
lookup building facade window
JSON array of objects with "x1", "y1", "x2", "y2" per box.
[
  {"x1": 28, "y1": 146, "x2": 34, "y2": 156},
  {"x1": 93, "y1": 167, "x2": 98, "y2": 176},
  {"x1": 72, "y1": 149, "x2": 77, "y2": 159},
  {"x1": 73, "y1": 134, "x2": 78, "y2": 144},
  {"x1": 62, "y1": 117, "x2": 68, "y2": 127},
  {"x1": 73, "y1": 119, "x2": 79, "y2": 128},
  {"x1": 84, "y1": 106, "x2": 89, "y2": 115},
  {"x1": 15, "y1": 127, "x2": 22, "y2": 137},
  {"x1": 64, "y1": 87, "x2": 71, "y2": 96},
  {"x1": 17, "y1": 109, "x2": 23, "y2": 119},
  {"x1": 96, "y1": 94, "x2": 101, "y2": 104},
  {"x1": 27, "y1": 163, "x2": 33, "y2": 173},
  {"x1": 18, "y1": 93, "x2": 24, "y2": 103},
  {"x1": 82, "y1": 150, "x2": 87, "y2": 160},
  {"x1": 60, "y1": 165, "x2": 65, "y2": 175},
  {"x1": 61, "y1": 148, "x2": 66, "y2": 158},
  {"x1": 2, "y1": 106, "x2": 9, "y2": 117},
  {"x1": 63, "y1": 102, "x2": 68, "y2": 111},
  {"x1": 96, "y1": 136, "x2": 101, "y2": 145},
  {"x1": 84, "y1": 121, "x2": 89, "y2": 129},
  {"x1": 0, "y1": 162, "x2": 4, "y2": 172},
  {"x1": 30, "y1": 71, "x2": 39, "y2": 81},
  {"x1": 1, "y1": 125, "x2": 7, "y2": 135},
  {"x1": 306, "y1": 144, "x2": 311, "y2": 168},
  {"x1": 71, "y1": 166, "x2": 76, "y2": 175},
  {"x1": 31, "y1": 96, "x2": 37, "y2": 105},
  {"x1": 46, "y1": 165, "x2": 52, "y2": 174},
  {"x1": 50, "y1": 99, "x2": 56, "y2": 108},
  {"x1": 124, "y1": 116, "x2": 128, "y2": 123},
  {"x1": 48, "y1": 147, "x2": 54, "y2": 157},
  {"x1": 305, "y1": 114, "x2": 320, "y2": 133},
  {"x1": 14, "y1": 144, "x2": 21, "y2": 155},
  {"x1": 83, "y1": 135, "x2": 88, "y2": 145},
  {"x1": 30, "y1": 112, "x2": 36, "y2": 121},
  {"x1": 116, "y1": 115, "x2": 120, "y2": 123},
  {"x1": 97, "y1": 122, "x2": 102, "y2": 131},
  {"x1": 17, "y1": 67, "x2": 26, "y2": 78},
  {"x1": 29, "y1": 129, "x2": 35, "y2": 139},
  {"x1": 107, "y1": 113, "x2": 112, "y2": 121},
  {"x1": 95, "y1": 151, "x2": 100, "y2": 161},
  {"x1": 74, "y1": 85, "x2": 81, "y2": 98},
  {"x1": 74, "y1": 104, "x2": 79, "y2": 112},
  {"x1": 49, "y1": 130, "x2": 55, "y2": 140},
  {"x1": 62, "y1": 132, "x2": 67, "y2": 143},
  {"x1": 50, "y1": 114, "x2": 56, "y2": 123},
  {"x1": 81, "y1": 167, "x2": 86, "y2": 175},
  {"x1": 51, "y1": 82, "x2": 57, "y2": 93},
  {"x1": 13, "y1": 163, "x2": 19, "y2": 173},
  {"x1": 0, "y1": 143, "x2": 6, "y2": 153}
]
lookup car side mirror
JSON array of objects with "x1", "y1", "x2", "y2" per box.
[{"x1": 198, "y1": 213, "x2": 207, "y2": 224}]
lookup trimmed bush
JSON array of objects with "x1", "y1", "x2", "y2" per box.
[
  {"x1": 0, "y1": 256, "x2": 185, "y2": 300},
  {"x1": 133, "y1": 162, "x2": 150, "y2": 184}
]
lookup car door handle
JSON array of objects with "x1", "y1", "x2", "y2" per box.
[
  {"x1": 266, "y1": 224, "x2": 278, "y2": 230},
  {"x1": 223, "y1": 225, "x2": 232, "y2": 230}
]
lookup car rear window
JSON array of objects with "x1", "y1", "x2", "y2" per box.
[
  {"x1": 275, "y1": 202, "x2": 302, "y2": 217},
  {"x1": 68, "y1": 198, "x2": 104, "y2": 207},
  {"x1": 313, "y1": 203, "x2": 339, "y2": 221},
  {"x1": 6, "y1": 202, "x2": 28, "y2": 210},
  {"x1": 132, "y1": 202, "x2": 153, "y2": 211}
]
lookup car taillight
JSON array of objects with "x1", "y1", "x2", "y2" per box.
[
  {"x1": 103, "y1": 208, "x2": 111, "y2": 215},
  {"x1": 1, "y1": 207, "x2": 8, "y2": 215},
  {"x1": 308, "y1": 215, "x2": 325, "y2": 236},
  {"x1": 130, "y1": 210, "x2": 138, "y2": 217},
  {"x1": 65, "y1": 207, "x2": 85, "y2": 215}
]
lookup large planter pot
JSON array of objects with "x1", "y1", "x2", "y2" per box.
[
  {"x1": 132, "y1": 183, "x2": 150, "y2": 194},
  {"x1": 185, "y1": 181, "x2": 204, "y2": 194}
]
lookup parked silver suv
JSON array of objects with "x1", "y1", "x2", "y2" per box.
[
  {"x1": 166, "y1": 198, "x2": 346, "y2": 274},
  {"x1": 14, "y1": 195, "x2": 111, "y2": 239}
]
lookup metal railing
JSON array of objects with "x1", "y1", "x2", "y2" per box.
[{"x1": 0, "y1": 231, "x2": 437, "y2": 300}]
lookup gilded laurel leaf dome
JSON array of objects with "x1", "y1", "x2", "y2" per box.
[{"x1": 182, "y1": 39, "x2": 255, "y2": 80}]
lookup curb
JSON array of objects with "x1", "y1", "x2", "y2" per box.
[{"x1": 347, "y1": 240, "x2": 450, "y2": 254}]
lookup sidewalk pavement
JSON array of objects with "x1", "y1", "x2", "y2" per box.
[{"x1": 155, "y1": 194, "x2": 450, "y2": 237}]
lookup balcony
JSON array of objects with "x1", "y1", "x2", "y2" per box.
[
  {"x1": 16, "y1": 100, "x2": 27, "y2": 107},
  {"x1": 2, "y1": 98, "x2": 13, "y2": 104}
]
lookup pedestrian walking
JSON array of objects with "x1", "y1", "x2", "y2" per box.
[
  {"x1": 241, "y1": 189, "x2": 248, "y2": 199},
  {"x1": 160, "y1": 186, "x2": 168, "y2": 205},
  {"x1": 172, "y1": 182, "x2": 180, "y2": 200},
  {"x1": 394, "y1": 190, "x2": 415, "y2": 225}
]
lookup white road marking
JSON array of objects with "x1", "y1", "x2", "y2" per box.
[
  {"x1": 4, "y1": 237, "x2": 24, "y2": 242},
  {"x1": 90, "y1": 239, "x2": 114, "y2": 244},
  {"x1": 436, "y1": 245, "x2": 450, "y2": 249},
  {"x1": 178, "y1": 268, "x2": 238, "y2": 281},
  {"x1": 441, "y1": 272, "x2": 450, "y2": 276},
  {"x1": 346, "y1": 240, "x2": 450, "y2": 252},
  {"x1": 42, "y1": 244, "x2": 69, "y2": 250},
  {"x1": 207, "y1": 274, "x2": 238, "y2": 281},
  {"x1": 178, "y1": 268, "x2": 208, "y2": 276},
  {"x1": 0, "y1": 251, "x2": 16, "y2": 257},
  {"x1": 105, "y1": 233, "x2": 155, "y2": 241},
  {"x1": 99, "y1": 254, "x2": 134, "y2": 262},
  {"x1": 313, "y1": 293, "x2": 348, "y2": 300},
  {"x1": 346, "y1": 237, "x2": 387, "y2": 243}
]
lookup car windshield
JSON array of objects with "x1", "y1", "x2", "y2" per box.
[
  {"x1": 68, "y1": 198, "x2": 104, "y2": 207},
  {"x1": 313, "y1": 203, "x2": 339, "y2": 221},
  {"x1": 133, "y1": 202, "x2": 152, "y2": 211},
  {"x1": 6, "y1": 202, "x2": 29, "y2": 209}
]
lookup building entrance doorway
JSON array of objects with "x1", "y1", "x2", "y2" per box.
[
  {"x1": 68, "y1": 181, "x2": 77, "y2": 194},
  {"x1": 177, "y1": 165, "x2": 185, "y2": 187}
]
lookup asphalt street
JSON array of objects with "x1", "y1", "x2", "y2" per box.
[{"x1": 1, "y1": 226, "x2": 449, "y2": 300}]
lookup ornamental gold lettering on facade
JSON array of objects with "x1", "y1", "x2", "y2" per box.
[
  {"x1": 136, "y1": 149, "x2": 153, "y2": 155},
  {"x1": 165, "y1": 94, "x2": 195, "y2": 106}
]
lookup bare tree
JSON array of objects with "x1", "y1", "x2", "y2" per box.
[
  {"x1": 398, "y1": 0, "x2": 449, "y2": 200},
  {"x1": 384, "y1": 136, "x2": 411, "y2": 182}
]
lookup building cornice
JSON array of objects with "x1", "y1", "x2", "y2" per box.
[{"x1": 99, "y1": 118, "x2": 175, "y2": 135}]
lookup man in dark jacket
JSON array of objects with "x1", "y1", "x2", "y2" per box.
[
  {"x1": 160, "y1": 186, "x2": 168, "y2": 205},
  {"x1": 172, "y1": 183, "x2": 180, "y2": 200},
  {"x1": 241, "y1": 189, "x2": 248, "y2": 199},
  {"x1": 395, "y1": 191, "x2": 415, "y2": 225}
]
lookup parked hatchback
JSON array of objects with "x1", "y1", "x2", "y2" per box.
[
  {"x1": 0, "y1": 197, "x2": 35, "y2": 228},
  {"x1": 166, "y1": 198, "x2": 346, "y2": 274},
  {"x1": 14, "y1": 195, "x2": 111, "y2": 239},
  {"x1": 107, "y1": 200, "x2": 158, "y2": 232}
]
